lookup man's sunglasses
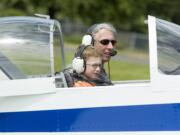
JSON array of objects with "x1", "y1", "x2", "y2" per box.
[{"x1": 99, "y1": 39, "x2": 117, "y2": 46}]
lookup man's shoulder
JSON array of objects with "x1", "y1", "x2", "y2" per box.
[{"x1": 98, "y1": 68, "x2": 113, "y2": 86}]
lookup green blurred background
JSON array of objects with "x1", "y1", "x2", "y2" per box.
[{"x1": 1, "y1": 0, "x2": 179, "y2": 81}]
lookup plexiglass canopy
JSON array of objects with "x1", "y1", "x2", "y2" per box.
[
  {"x1": 0, "y1": 17, "x2": 64, "y2": 80},
  {"x1": 156, "y1": 18, "x2": 180, "y2": 75}
]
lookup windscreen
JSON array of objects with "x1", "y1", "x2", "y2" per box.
[
  {"x1": 0, "y1": 19, "x2": 51, "y2": 79},
  {"x1": 156, "y1": 18, "x2": 180, "y2": 75}
]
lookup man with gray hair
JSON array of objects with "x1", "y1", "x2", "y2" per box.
[
  {"x1": 83, "y1": 23, "x2": 118, "y2": 85},
  {"x1": 64, "y1": 23, "x2": 117, "y2": 87}
]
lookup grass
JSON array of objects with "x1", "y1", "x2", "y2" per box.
[{"x1": 106, "y1": 60, "x2": 149, "y2": 81}]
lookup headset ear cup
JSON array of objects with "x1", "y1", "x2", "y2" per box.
[
  {"x1": 82, "y1": 34, "x2": 93, "y2": 45},
  {"x1": 72, "y1": 57, "x2": 85, "y2": 74}
]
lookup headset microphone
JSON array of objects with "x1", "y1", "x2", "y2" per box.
[{"x1": 110, "y1": 49, "x2": 117, "y2": 56}]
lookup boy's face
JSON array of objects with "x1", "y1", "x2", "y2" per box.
[{"x1": 84, "y1": 56, "x2": 102, "y2": 80}]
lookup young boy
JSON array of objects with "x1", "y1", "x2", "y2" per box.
[{"x1": 72, "y1": 45, "x2": 103, "y2": 87}]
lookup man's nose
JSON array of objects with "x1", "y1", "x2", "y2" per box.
[{"x1": 107, "y1": 42, "x2": 114, "y2": 49}]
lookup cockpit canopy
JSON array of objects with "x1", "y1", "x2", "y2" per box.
[
  {"x1": 156, "y1": 18, "x2": 180, "y2": 75},
  {"x1": 0, "y1": 17, "x2": 64, "y2": 80}
]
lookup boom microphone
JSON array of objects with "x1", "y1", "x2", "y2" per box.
[{"x1": 110, "y1": 49, "x2": 117, "y2": 56}]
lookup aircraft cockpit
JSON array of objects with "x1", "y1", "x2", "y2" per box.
[{"x1": 0, "y1": 15, "x2": 180, "y2": 97}]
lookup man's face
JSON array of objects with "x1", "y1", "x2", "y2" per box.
[
  {"x1": 93, "y1": 29, "x2": 116, "y2": 62},
  {"x1": 84, "y1": 56, "x2": 102, "y2": 80}
]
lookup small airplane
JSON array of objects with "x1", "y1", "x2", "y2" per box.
[{"x1": 0, "y1": 15, "x2": 180, "y2": 135}]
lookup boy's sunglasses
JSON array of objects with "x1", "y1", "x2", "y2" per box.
[{"x1": 99, "y1": 39, "x2": 117, "y2": 46}]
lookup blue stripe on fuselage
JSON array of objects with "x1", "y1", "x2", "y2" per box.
[{"x1": 0, "y1": 103, "x2": 180, "y2": 132}]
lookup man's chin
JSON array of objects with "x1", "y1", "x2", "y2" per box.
[{"x1": 103, "y1": 56, "x2": 111, "y2": 62}]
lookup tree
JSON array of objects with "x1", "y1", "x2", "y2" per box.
[{"x1": 0, "y1": 0, "x2": 179, "y2": 33}]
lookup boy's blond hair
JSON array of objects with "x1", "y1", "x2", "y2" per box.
[{"x1": 82, "y1": 46, "x2": 102, "y2": 60}]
